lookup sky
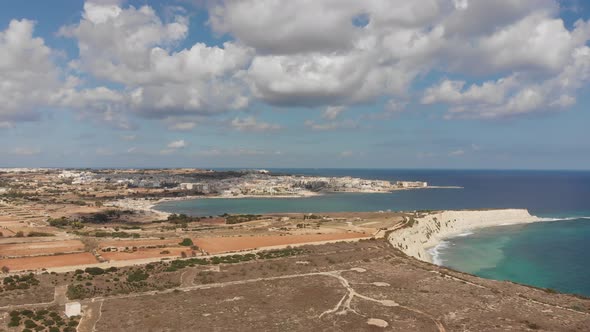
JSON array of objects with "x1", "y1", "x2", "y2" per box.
[{"x1": 1, "y1": 0, "x2": 590, "y2": 169}]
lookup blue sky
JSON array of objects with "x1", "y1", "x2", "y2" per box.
[{"x1": 1, "y1": 0, "x2": 590, "y2": 169}]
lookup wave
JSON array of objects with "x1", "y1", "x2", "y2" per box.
[
  {"x1": 427, "y1": 240, "x2": 451, "y2": 266},
  {"x1": 456, "y1": 231, "x2": 474, "y2": 237},
  {"x1": 536, "y1": 216, "x2": 590, "y2": 222}
]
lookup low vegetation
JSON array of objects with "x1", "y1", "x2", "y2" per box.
[
  {"x1": 178, "y1": 238, "x2": 194, "y2": 246},
  {"x1": 48, "y1": 217, "x2": 83, "y2": 229},
  {"x1": 221, "y1": 214, "x2": 262, "y2": 224},
  {"x1": 165, "y1": 248, "x2": 306, "y2": 272},
  {"x1": 81, "y1": 209, "x2": 134, "y2": 224},
  {"x1": 74, "y1": 230, "x2": 140, "y2": 238},
  {"x1": 8, "y1": 309, "x2": 79, "y2": 332},
  {"x1": 1, "y1": 273, "x2": 40, "y2": 292}
]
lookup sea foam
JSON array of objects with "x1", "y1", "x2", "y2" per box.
[
  {"x1": 536, "y1": 216, "x2": 590, "y2": 222},
  {"x1": 428, "y1": 241, "x2": 450, "y2": 266}
]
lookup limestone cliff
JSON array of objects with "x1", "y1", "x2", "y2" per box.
[{"x1": 388, "y1": 209, "x2": 540, "y2": 263}]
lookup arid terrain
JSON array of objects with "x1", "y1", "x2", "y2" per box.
[
  {"x1": 1, "y1": 240, "x2": 589, "y2": 331},
  {"x1": 1, "y1": 169, "x2": 590, "y2": 331}
]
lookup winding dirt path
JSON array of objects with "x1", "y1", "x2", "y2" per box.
[{"x1": 77, "y1": 300, "x2": 104, "y2": 332}]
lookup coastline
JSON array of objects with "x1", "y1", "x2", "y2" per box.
[
  {"x1": 387, "y1": 209, "x2": 543, "y2": 264},
  {"x1": 115, "y1": 186, "x2": 463, "y2": 218}
]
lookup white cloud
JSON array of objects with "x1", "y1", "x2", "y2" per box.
[
  {"x1": 453, "y1": 0, "x2": 469, "y2": 10},
  {"x1": 0, "y1": 20, "x2": 62, "y2": 123},
  {"x1": 322, "y1": 106, "x2": 345, "y2": 120},
  {"x1": 167, "y1": 139, "x2": 187, "y2": 149},
  {"x1": 59, "y1": 2, "x2": 252, "y2": 119},
  {"x1": 216, "y1": 0, "x2": 590, "y2": 117},
  {"x1": 424, "y1": 43, "x2": 590, "y2": 119},
  {"x1": 230, "y1": 116, "x2": 281, "y2": 132},
  {"x1": 423, "y1": 76, "x2": 518, "y2": 106},
  {"x1": 3, "y1": 0, "x2": 590, "y2": 129}
]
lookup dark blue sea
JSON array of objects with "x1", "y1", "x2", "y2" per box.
[{"x1": 156, "y1": 169, "x2": 590, "y2": 296}]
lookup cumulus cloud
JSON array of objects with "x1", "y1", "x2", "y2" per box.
[
  {"x1": 209, "y1": 0, "x2": 590, "y2": 117},
  {"x1": 59, "y1": 1, "x2": 252, "y2": 119},
  {"x1": 3, "y1": 0, "x2": 590, "y2": 129},
  {"x1": 0, "y1": 20, "x2": 62, "y2": 124},
  {"x1": 423, "y1": 44, "x2": 590, "y2": 119}
]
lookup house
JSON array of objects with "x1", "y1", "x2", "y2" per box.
[{"x1": 65, "y1": 302, "x2": 81, "y2": 317}]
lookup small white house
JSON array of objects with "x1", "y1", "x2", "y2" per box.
[{"x1": 65, "y1": 302, "x2": 81, "y2": 318}]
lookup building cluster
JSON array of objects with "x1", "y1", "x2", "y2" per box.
[
  {"x1": 0, "y1": 168, "x2": 51, "y2": 173},
  {"x1": 396, "y1": 181, "x2": 428, "y2": 188},
  {"x1": 177, "y1": 175, "x2": 425, "y2": 196},
  {"x1": 0, "y1": 168, "x2": 430, "y2": 200},
  {"x1": 58, "y1": 170, "x2": 96, "y2": 184}
]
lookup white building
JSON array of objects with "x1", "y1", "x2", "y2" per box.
[
  {"x1": 397, "y1": 181, "x2": 428, "y2": 188},
  {"x1": 65, "y1": 302, "x2": 81, "y2": 317}
]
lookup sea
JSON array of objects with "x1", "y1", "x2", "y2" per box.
[{"x1": 155, "y1": 169, "x2": 590, "y2": 296}]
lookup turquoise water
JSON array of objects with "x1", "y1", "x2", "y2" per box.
[
  {"x1": 155, "y1": 169, "x2": 590, "y2": 296},
  {"x1": 437, "y1": 218, "x2": 590, "y2": 296}
]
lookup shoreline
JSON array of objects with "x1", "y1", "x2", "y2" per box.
[
  {"x1": 387, "y1": 209, "x2": 543, "y2": 264},
  {"x1": 112, "y1": 186, "x2": 464, "y2": 218}
]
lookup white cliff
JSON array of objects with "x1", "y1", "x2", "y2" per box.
[{"x1": 388, "y1": 209, "x2": 541, "y2": 263}]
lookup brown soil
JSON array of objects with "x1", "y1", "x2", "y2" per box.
[
  {"x1": 98, "y1": 238, "x2": 180, "y2": 249},
  {"x1": 193, "y1": 232, "x2": 369, "y2": 254},
  {"x1": 0, "y1": 252, "x2": 98, "y2": 271},
  {"x1": 101, "y1": 247, "x2": 194, "y2": 261},
  {"x1": 0, "y1": 240, "x2": 85, "y2": 257}
]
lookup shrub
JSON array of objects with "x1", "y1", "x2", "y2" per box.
[
  {"x1": 27, "y1": 231, "x2": 54, "y2": 237},
  {"x1": 179, "y1": 238, "x2": 193, "y2": 246},
  {"x1": 8, "y1": 317, "x2": 20, "y2": 327},
  {"x1": 127, "y1": 270, "x2": 149, "y2": 282},
  {"x1": 24, "y1": 319, "x2": 37, "y2": 328},
  {"x1": 84, "y1": 267, "x2": 105, "y2": 275},
  {"x1": 21, "y1": 310, "x2": 34, "y2": 317},
  {"x1": 66, "y1": 284, "x2": 86, "y2": 300}
]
